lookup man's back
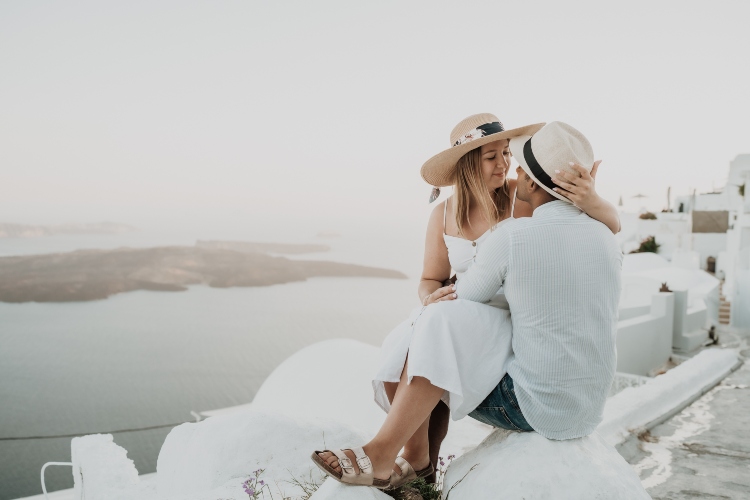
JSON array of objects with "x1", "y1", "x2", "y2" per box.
[{"x1": 457, "y1": 200, "x2": 622, "y2": 439}]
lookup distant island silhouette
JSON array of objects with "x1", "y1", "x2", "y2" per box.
[
  {"x1": 0, "y1": 221, "x2": 136, "y2": 238},
  {"x1": 196, "y1": 240, "x2": 330, "y2": 254},
  {"x1": 0, "y1": 242, "x2": 406, "y2": 303}
]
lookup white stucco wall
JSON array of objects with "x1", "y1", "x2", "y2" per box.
[
  {"x1": 691, "y1": 233, "x2": 728, "y2": 270},
  {"x1": 731, "y1": 269, "x2": 750, "y2": 329},
  {"x1": 694, "y1": 192, "x2": 732, "y2": 211},
  {"x1": 616, "y1": 293, "x2": 674, "y2": 376}
]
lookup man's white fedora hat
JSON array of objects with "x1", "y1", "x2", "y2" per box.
[
  {"x1": 421, "y1": 113, "x2": 545, "y2": 188},
  {"x1": 509, "y1": 121, "x2": 594, "y2": 203}
]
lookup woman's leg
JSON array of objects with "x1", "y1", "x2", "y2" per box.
[
  {"x1": 318, "y1": 360, "x2": 443, "y2": 480},
  {"x1": 387, "y1": 372, "x2": 450, "y2": 483},
  {"x1": 427, "y1": 401, "x2": 450, "y2": 482},
  {"x1": 385, "y1": 375, "x2": 432, "y2": 473},
  {"x1": 363, "y1": 359, "x2": 444, "y2": 479}
]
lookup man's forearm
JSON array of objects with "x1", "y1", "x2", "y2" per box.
[
  {"x1": 456, "y1": 268, "x2": 502, "y2": 302},
  {"x1": 456, "y1": 249, "x2": 503, "y2": 302},
  {"x1": 455, "y1": 231, "x2": 508, "y2": 302}
]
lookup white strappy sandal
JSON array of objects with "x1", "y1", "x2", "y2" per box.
[{"x1": 311, "y1": 447, "x2": 391, "y2": 489}]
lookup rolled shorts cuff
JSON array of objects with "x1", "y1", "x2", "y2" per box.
[{"x1": 468, "y1": 373, "x2": 534, "y2": 432}]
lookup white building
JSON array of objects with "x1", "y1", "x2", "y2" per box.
[{"x1": 621, "y1": 154, "x2": 750, "y2": 329}]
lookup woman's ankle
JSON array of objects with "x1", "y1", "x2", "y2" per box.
[
  {"x1": 401, "y1": 445, "x2": 430, "y2": 469},
  {"x1": 361, "y1": 443, "x2": 399, "y2": 478}
]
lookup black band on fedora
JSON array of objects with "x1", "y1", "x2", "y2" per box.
[
  {"x1": 523, "y1": 139, "x2": 557, "y2": 192},
  {"x1": 452, "y1": 121, "x2": 505, "y2": 147}
]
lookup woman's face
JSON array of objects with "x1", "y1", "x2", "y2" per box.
[{"x1": 479, "y1": 139, "x2": 511, "y2": 190}]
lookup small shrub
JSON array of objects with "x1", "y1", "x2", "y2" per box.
[
  {"x1": 387, "y1": 455, "x2": 456, "y2": 500},
  {"x1": 639, "y1": 212, "x2": 657, "y2": 220},
  {"x1": 629, "y1": 236, "x2": 660, "y2": 254},
  {"x1": 740, "y1": 183, "x2": 745, "y2": 198}
]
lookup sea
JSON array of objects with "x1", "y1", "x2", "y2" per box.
[{"x1": 0, "y1": 227, "x2": 425, "y2": 499}]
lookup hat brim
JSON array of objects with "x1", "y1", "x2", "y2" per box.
[
  {"x1": 509, "y1": 135, "x2": 571, "y2": 204},
  {"x1": 421, "y1": 123, "x2": 546, "y2": 188}
]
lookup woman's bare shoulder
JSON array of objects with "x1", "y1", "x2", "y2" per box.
[{"x1": 427, "y1": 199, "x2": 448, "y2": 230}]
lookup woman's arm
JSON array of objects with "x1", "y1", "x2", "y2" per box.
[
  {"x1": 419, "y1": 201, "x2": 457, "y2": 305},
  {"x1": 551, "y1": 161, "x2": 621, "y2": 234}
]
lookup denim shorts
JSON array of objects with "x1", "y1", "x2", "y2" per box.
[{"x1": 468, "y1": 373, "x2": 534, "y2": 432}]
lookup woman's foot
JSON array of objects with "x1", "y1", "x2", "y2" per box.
[
  {"x1": 312, "y1": 447, "x2": 391, "y2": 488},
  {"x1": 316, "y1": 447, "x2": 430, "y2": 483},
  {"x1": 397, "y1": 449, "x2": 431, "y2": 477},
  {"x1": 315, "y1": 448, "x2": 392, "y2": 483}
]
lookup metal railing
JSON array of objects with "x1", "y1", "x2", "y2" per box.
[{"x1": 40, "y1": 462, "x2": 73, "y2": 500}]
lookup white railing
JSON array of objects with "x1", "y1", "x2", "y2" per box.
[{"x1": 41, "y1": 462, "x2": 73, "y2": 499}]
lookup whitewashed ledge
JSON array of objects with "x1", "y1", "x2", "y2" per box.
[
  {"x1": 598, "y1": 348, "x2": 739, "y2": 446},
  {"x1": 19, "y1": 341, "x2": 740, "y2": 500}
]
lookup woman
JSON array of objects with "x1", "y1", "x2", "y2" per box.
[{"x1": 312, "y1": 114, "x2": 620, "y2": 489}]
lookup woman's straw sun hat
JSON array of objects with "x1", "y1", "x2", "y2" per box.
[{"x1": 421, "y1": 113, "x2": 545, "y2": 188}]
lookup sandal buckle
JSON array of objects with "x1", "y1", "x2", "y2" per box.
[
  {"x1": 356, "y1": 455, "x2": 373, "y2": 473},
  {"x1": 339, "y1": 457, "x2": 355, "y2": 473}
]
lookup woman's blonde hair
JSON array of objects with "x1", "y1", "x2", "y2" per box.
[{"x1": 453, "y1": 147, "x2": 511, "y2": 237}]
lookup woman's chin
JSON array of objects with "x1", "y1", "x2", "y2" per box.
[{"x1": 489, "y1": 178, "x2": 505, "y2": 189}]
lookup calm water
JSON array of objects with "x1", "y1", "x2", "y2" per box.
[{"x1": 0, "y1": 231, "x2": 424, "y2": 499}]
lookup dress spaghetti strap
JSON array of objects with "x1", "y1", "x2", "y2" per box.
[
  {"x1": 510, "y1": 187, "x2": 517, "y2": 218},
  {"x1": 443, "y1": 198, "x2": 449, "y2": 235}
]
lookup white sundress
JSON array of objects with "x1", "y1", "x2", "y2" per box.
[{"x1": 372, "y1": 196, "x2": 516, "y2": 421}]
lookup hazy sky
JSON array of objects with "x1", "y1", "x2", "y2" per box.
[{"x1": 2, "y1": 0, "x2": 749, "y2": 237}]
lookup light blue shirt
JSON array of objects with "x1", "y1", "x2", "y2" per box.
[{"x1": 456, "y1": 201, "x2": 622, "y2": 440}]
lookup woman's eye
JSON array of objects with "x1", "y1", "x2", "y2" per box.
[
  {"x1": 503, "y1": 150, "x2": 511, "y2": 156},
  {"x1": 486, "y1": 155, "x2": 496, "y2": 160}
]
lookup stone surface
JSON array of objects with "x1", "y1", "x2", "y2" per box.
[
  {"x1": 443, "y1": 429, "x2": 650, "y2": 500},
  {"x1": 622, "y1": 330, "x2": 750, "y2": 499},
  {"x1": 309, "y1": 478, "x2": 392, "y2": 499},
  {"x1": 70, "y1": 434, "x2": 156, "y2": 500},
  {"x1": 599, "y1": 348, "x2": 738, "y2": 446},
  {"x1": 156, "y1": 409, "x2": 366, "y2": 499}
]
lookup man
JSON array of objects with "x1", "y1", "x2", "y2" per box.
[
  {"x1": 311, "y1": 122, "x2": 622, "y2": 487},
  {"x1": 457, "y1": 121, "x2": 622, "y2": 438}
]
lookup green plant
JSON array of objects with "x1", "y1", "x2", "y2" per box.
[
  {"x1": 740, "y1": 183, "x2": 745, "y2": 198},
  {"x1": 629, "y1": 236, "x2": 660, "y2": 254},
  {"x1": 282, "y1": 469, "x2": 325, "y2": 499},
  {"x1": 386, "y1": 456, "x2": 479, "y2": 500},
  {"x1": 638, "y1": 212, "x2": 657, "y2": 220}
]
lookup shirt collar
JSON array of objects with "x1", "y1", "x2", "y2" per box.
[{"x1": 532, "y1": 200, "x2": 583, "y2": 217}]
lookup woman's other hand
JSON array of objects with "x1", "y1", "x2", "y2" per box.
[
  {"x1": 551, "y1": 160, "x2": 602, "y2": 211},
  {"x1": 423, "y1": 284, "x2": 457, "y2": 306}
]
